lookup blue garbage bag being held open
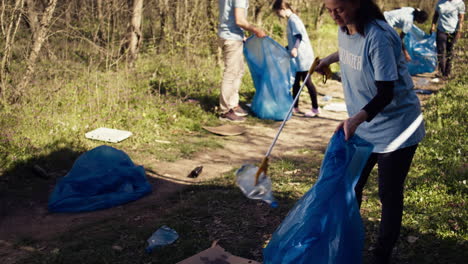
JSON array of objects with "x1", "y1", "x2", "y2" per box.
[
  {"x1": 404, "y1": 25, "x2": 437, "y2": 75},
  {"x1": 244, "y1": 36, "x2": 295, "y2": 121},
  {"x1": 48, "y1": 145, "x2": 152, "y2": 213},
  {"x1": 263, "y1": 129, "x2": 373, "y2": 264}
]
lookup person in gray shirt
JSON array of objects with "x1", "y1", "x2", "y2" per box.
[
  {"x1": 431, "y1": 0, "x2": 465, "y2": 78},
  {"x1": 316, "y1": 0, "x2": 425, "y2": 263},
  {"x1": 218, "y1": 0, "x2": 266, "y2": 122}
]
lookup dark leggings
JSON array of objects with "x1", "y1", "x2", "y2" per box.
[
  {"x1": 355, "y1": 144, "x2": 418, "y2": 263},
  {"x1": 292, "y1": 71, "x2": 318, "y2": 109},
  {"x1": 436, "y1": 31, "x2": 457, "y2": 77}
]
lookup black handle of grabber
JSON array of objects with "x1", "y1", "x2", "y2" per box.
[{"x1": 253, "y1": 58, "x2": 321, "y2": 186}]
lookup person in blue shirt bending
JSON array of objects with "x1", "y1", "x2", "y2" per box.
[
  {"x1": 316, "y1": 0, "x2": 426, "y2": 263},
  {"x1": 384, "y1": 7, "x2": 429, "y2": 61},
  {"x1": 273, "y1": 0, "x2": 320, "y2": 117},
  {"x1": 431, "y1": 0, "x2": 465, "y2": 78}
]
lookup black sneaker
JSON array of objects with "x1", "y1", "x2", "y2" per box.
[
  {"x1": 233, "y1": 105, "x2": 248, "y2": 117},
  {"x1": 219, "y1": 109, "x2": 246, "y2": 122}
]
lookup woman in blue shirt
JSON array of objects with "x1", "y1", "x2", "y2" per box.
[
  {"x1": 273, "y1": 0, "x2": 320, "y2": 117},
  {"x1": 316, "y1": 0, "x2": 425, "y2": 263}
]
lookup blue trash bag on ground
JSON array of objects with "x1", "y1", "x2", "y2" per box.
[
  {"x1": 263, "y1": 129, "x2": 374, "y2": 264},
  {"x1": 48, "y1": 145, "x2": 152, "y2": 213},
  {"x1": 404, "y1": 25, "x2": 437, "y2": 75},
  {"x1": 244, "y1": 36, "x2": 295, "y2": 121}
]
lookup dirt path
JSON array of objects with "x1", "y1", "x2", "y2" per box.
[{"x1": 0, "y1": 75, "x2": 441, "y2": 263}]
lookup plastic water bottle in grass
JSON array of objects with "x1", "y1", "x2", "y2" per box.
[
  {"x1": 236, "y1": 164, "x2": 278, "y2": 208},
  {"x1": 145, "y1": 225, "x2": 179, "y2": 253}
]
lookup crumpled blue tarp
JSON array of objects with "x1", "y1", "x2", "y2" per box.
[
  {"x1": 48, "y1": 145, "x2": 152, "y2": 213},
  {"x1": 263, "y1": 129, "x2": 374, "y2": 264},
  {"x1": 244, "y1": 36, "x2": 295, "y2": 121},
  {"x1": 404, "y1": 25, "x2": 437, "y2": 75}
]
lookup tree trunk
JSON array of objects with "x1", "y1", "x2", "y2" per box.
[
  {"x1": 121, "y1": 0, "x2": 143, "y2": 67},
  {"x1": 0, "y1": 0, "x2": 25, "y2": 100},
  {"x1": 94, "y1": 0, "x2": 105, "y2": 45},
  {"x1": 24, "y1": 0, "x2": 39, "y2": 39},
  {"x1": 17, "y1": 0, "x2": 58, "y2": 97}
]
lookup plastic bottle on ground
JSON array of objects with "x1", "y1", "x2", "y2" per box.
[{"x1": 145, "y1": 225, "x2": 179, "y2": 253}]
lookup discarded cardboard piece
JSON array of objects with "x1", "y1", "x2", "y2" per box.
[
  {"x1": 177, "y1": 243, "x2": 260, "y2": 264},
  {"x1": 85, "y1": 127, "x2": 132, "y2": 143},
  {"x1": 203, "y1": 124, "x2": 246, "y2": 136}
]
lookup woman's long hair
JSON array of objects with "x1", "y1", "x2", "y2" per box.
[{"x1": 342, "y1": 0, "x2": 386, "y2": 35}]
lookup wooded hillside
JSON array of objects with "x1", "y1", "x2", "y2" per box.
[{"x1": 0, "y1": 0, "x2": 438, "y2": 102}]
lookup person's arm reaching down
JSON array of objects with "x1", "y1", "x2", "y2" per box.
[
  {"x1": 456, "y1": 13, "x2": 464, "y2": 41},
  {"x1": 235, "y1": 8, "x2": 266, "y2": 38},
  {"x1": 337, "y1": 81, "x2": 394, "y2": 140},
  {"x1": 431, "y1": 11, "x2": 439, "y2": 34},
  {"x1": 291, "y1": 34, "x2": 302, "y2": 57}
]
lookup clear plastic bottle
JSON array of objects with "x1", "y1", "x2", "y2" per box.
[
  {"x1": 235, "y1": 164, "x2": 278, "y2": 208},
  {"x1": 145, "y1": 225, "x2": 179, "y2": 253}
]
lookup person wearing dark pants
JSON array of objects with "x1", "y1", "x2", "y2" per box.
[
  {"x1": 355, "y1": 144, "x2": 418, "y2": 263},
  {"x1": 292, "y1": 71, "x2": 319, "y2": 115},
  {"x1": 317, "y1": 0, "x2": 426, "y2": 263},
  {"x1": 431, "y1": 0, "x2": 465, "y2": 78},
  {"x1": 273, "y1": 1, "x2": 320, "y2": 117},
  {"x1": 436, "y1": 31, "x2": 458, "y2": 77}
]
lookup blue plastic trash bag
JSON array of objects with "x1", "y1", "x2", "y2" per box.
[
  {"x1": 404, "y1": 25, "x2": 437, "y2": 75},
  {"x1": 48, "y1": 145, "x2": 152, "y2": 213},
  {"x1": 263, "y1": 129, "x2": 373, "y2": 264},
  {"x1": 244, "y1": 36, "x2": 295, "y2": 121}
]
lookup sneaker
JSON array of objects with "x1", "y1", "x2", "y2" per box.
[
  {"x1": 292, "y1": 107, "x2": 304, "y2": 116},
  {"x1": 233, "y1": 105, "x2": 248, "y2": 117},
  {"x1": 304, "y1": 108, "x2": 320, "y2": 117},
  {"x1": 219, "y1": 109, "x2": 246, "y2": 122}
]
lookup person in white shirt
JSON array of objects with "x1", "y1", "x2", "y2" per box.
[{"x1": 384, "y1": 7, "x2": 429, "y2": 61}]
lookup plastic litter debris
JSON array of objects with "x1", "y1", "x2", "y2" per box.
[
  {"x1": 414, "y1": 89, "x2": 434, "y2": 95},
  {"x1": 236, "y1": 164, "x2": 278, "y2": 208},
  {"x1": 263, "y1": 129, "x2": 373, "y2": 264},
  {"x1": 430, "y1": 78, "x2": 440, "y2": 83},
  {"x1": 85, "y1": 127, "x2": 132, "y2": 143},
  {"x1": 322, "y1": 95, "x2": 333, "y2": 101},
  {"x1": 32, "y1": 164, "x2": 49, "y2": 179},
  {"x1": 416, "y1": 78, "x2": 430, "y2": 86},
  {"x1": 187, "y1": 166, "x2": 203, "y2": 178},
  {"x1": 323, "y1": 102, "x2": 348, "y2": 112},
  {"x1": 146, "y1": 225, "x2": 179, "y2": 253}
]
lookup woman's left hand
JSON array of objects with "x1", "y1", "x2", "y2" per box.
[
  {"x1": 291, "y1": 48, "x2": 298, "y2": 58},
  {"x1": 335, "y1": 110, "x2": 368, "y2": 140}
]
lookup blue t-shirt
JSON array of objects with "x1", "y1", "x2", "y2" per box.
[
  {"x1": 218, "y1": 0, "x2": 249, "y2": 41},
  {"x1": 287, "y1": 14, "x2": 314, "y2": 72},
  {"x1": 384, "y1": 7, "x2": 415, "y2": 33},
  {"x1": 436, "y1": 0, "x2": 466, "y2": 33},
  {"x1": 338, "y1": 20, "x2": 425, "y2": 153}
]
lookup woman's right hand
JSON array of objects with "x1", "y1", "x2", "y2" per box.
[
  {"x1": 315, "y1": 52, "x2": 338, "y2": 75},
  {"x1": 315, "y1": 59, "x2": 330, "y2": 75}
]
